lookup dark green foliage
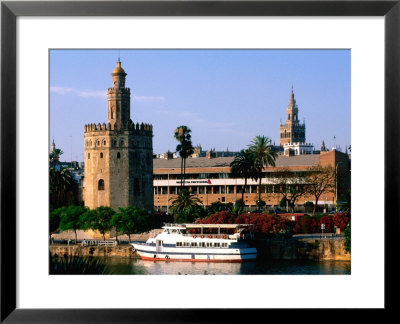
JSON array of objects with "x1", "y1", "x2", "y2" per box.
[
  {"x1": 256, "y1": 199, "x2": 266, "y2": 208},
  {"x1": 174, "y1": 205, "x2": 205, "y2": 224},
  {"x1": 49, "y1": 253, "x2": 110, "y2": 275},
  {"x1": 170, "y1": 189, "x2": 201, "y2": 213},
  {"x1": 49, "y1": 148, "x2": 80, "y2": 209},
  {"x1": 230, "y1": 149, "x2": 257, "y2": 201},
  {"x1": 111, "y1": 206, "x2": 151, "y2": 242},
  {"x1": 58, "y1": 205, "x2": 88, "y2": 243},
  {"x1": 174, "y1": 126, "x2": 194, "y2": 187},
  {"x1": 248, "y1": 135, "x2": 278, "y2": 202},
  {"x1": 206, "y1": 201, "x2": 233, "y2": 215},
  {"x1": 49, "y1": 207, "x2": 65, "y2": 237},
  {"x1": 233, "y1": 199, "x2": 245, "y2": 215},
  {"x1": 303, "y1": 201, "x2": 314, "y2": 207},
  {"x1": 344, "y1": 221, "x2": 351, "y2": 253},
  {"x1": 82, "y1": 206, "x2": 115, "y2": 241}
]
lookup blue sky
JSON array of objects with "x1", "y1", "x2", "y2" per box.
[{"x1": 50, "y1": 49, "x2": 350, "y2": 162}]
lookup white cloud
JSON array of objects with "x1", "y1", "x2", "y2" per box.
[
  {"x1": 51, "y1": 86, "x2": 107, "y2": 98},
  {"x1": 77, "y1": 90, "x2": 107, "y2": 98},
  {"x1": 50, "y1": 86, "x2": 74, "y2": 95}
]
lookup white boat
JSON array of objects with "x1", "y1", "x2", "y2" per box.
[{"x1": 132, "y1": 223, "x2": 257, "y2": 262}]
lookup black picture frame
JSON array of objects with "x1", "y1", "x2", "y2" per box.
[{"x1": 1, "y1": 0, "x2": 399, "y2": 322}]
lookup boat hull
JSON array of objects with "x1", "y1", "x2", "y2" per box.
[{"x1": 132, "y1": 243, "x2": 257, "y2": 262}]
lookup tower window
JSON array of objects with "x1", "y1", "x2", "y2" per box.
[
  {"x1": 117, "y1": 152, "x2": 121, "y2": 159},
  {"x1": 103, "y1": 140, "x2": 106, "y2": 145},
  {"x1": 88, "y1": 153, "x2": 90, "y2": 159},
  {"x1": 100, "y1": 152, "x2": 103, "y2": 158},
  {"x1": 98, "y1": 179, "x2": 105, "y2": 190},
  {"x1": 120, "y1": 140, "x2": 124, "y2": 146}
]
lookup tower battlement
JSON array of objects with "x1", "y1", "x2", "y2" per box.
[{"x1": 84, "y1": 121, "x2": 153, "y2": 133}]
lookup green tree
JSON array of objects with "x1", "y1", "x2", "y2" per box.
[
  {"x1": 82, "y1": 206, "x2": 115, "y2": 241},
  {"x1": 111, "y1": 206, "x2": 151, "y2": 243},
  {"x1": 59, "y1": 205, "x2": 88, "y2": 244},
  {"x1": 49, "y1": 207, "x2": 65, "y2": 240},
  {"x1": 206, "y1": 201, "x2": 233, "y2": 215},
  {"x1": 230, "y1": 149, "x2": 257, "y2": 202},
  {"x1": 49, "y1": 147, "x2": 78, "y2": 209},
  {"x1": 248, "y1": 135, "x2": 278, "y2": 202},
  {"x1": 174, "y1": 204, "x2": 205, "y2": 223},
  {"x1": 233, "y1": 199, "x2": 245, "y2": 215},
  {"x1": 169, "y1": 189, "x2": 201, "y2": 222},
  {"x1": 174, "y1": 126, "x2": 194, "y2": 187}
]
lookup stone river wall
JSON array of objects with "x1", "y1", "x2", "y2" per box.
[
  {"x1": 50, "y1": 237, "x2": 350, "y2": 261},
  {"x1": 255, "y1": 237, "x2": 351, "y2": 261}
]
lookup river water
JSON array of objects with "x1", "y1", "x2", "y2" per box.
[{"x1": 100, "y1": 257, "x2": 351, "y2": 275}]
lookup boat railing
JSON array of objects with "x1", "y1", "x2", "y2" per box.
[{"x1": 181, "y1": 233, "x2": 238, "y2": 239}]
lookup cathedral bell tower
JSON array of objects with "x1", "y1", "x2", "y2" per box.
[
  {"x1": 279, "y1": 87, "x2": 306, "y2": 146},
  {"x1": 108, "y1": 59, "x2": 130, "y2": 127}
]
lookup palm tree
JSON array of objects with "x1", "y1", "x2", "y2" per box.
[
  {"x1": 230, "y1": 149, "x2": 257, "y2": 202},
  {"x1": 169, "y1": 189, "x2": 201, "y2": 215},
  {"x1": 49, "y1": 167, "x2": 75, "y2": 209},
  {"x1": 248, "y1": 135, "x2": 278, "y2": 203},
  {"x1": 174, "y1": 126, "x2": 194, "y2": 188}
]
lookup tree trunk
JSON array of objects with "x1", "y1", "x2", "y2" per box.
[
  {"x1": 180, "y1": 158, "x2": 184, "y2": 188},
  {"x1": 241, "y1": 178, "x2": 246, "y2": 202},
  {"x1": 183, "y1": 158, "x2": 186, "y2": 188},
  {"x1": 74, "y1": 229, "x2": 78, "y2": 245},
  {"x1": 128, "y1": 233, "x2": 131, "y2": 244},
  {"x1": 313, "y1": 197, "x2": 319, "y2": 215},
  {"x1": 258, "y1": 176, "x2": 262, "y2": 202}
]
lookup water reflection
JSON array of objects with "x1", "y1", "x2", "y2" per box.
[{"x1": 102, "y1": 257, "x2": 350, "y2": 275}]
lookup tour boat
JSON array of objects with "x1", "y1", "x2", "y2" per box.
[{"x1": 132, "y1": 223, "x2": 257, "y2": 262}]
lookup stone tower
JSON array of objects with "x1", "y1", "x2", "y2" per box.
[
  {"x1": 279, "y1": 87, "x2": 306, "y2": 146},
  {"x1": 83, "y1": 60, "x2": 153, "y2": 212}
]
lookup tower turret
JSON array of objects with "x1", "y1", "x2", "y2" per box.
[{"x1": 108, "y1": 60, "x2": 131, "y2": 126}]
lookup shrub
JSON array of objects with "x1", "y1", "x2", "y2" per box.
[{"x1": 333, "y1": 212, "x2": 351, "y2": 230}]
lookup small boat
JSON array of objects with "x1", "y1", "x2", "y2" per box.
[{"x1": 132, "y1": 223, "x2": 257, "y2": 262}]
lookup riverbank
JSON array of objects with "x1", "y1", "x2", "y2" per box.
[{"x1": 50, "y1": 236, "x2": 350, "y2": 261}]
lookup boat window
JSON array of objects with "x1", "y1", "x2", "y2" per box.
[
  {"x1": 176, "y1": 242, "x2": 182, "y2": 247},
  {"x1": 199, "y1": 242, "x2": 205, "y2": 247},
  {"x1": 214, "y1": 243, "x2": 220, "y2": 247},
  {"x1": 191, "y1": 242, "x2": 197, "y2": 247},
  {"x1": 222, "y1": 243, "x2": 228, "y2": 248},
  {"x1": 206, "y1": 242, "x2": 212, "y2": 247},
  {"x1": 184, "y1": 242, "x2": 190, "y2": 247},
  {"x1": 171, "y1": 229, "x2": 177, "y2": 233}
]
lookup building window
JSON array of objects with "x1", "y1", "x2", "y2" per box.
[
  {"x1": 103, "y1": 140, "x2": 106, "y2": 145},
  {"x1": 98, "y1": 179, "x2": 105, "y2": 190},
  {"x1": 88, "y1": 153, "x2": 90, "y2": 159},
  {"x1": 117, "y1": 152, "x2": 121, "y2": 159},
  {"x1": 100, "y1": 152, "x2": 103, "y2": 158}
]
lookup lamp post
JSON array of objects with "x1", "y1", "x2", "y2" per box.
[{"x1": 335, "y1": 162, "x2": 343, "y2": 209}]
